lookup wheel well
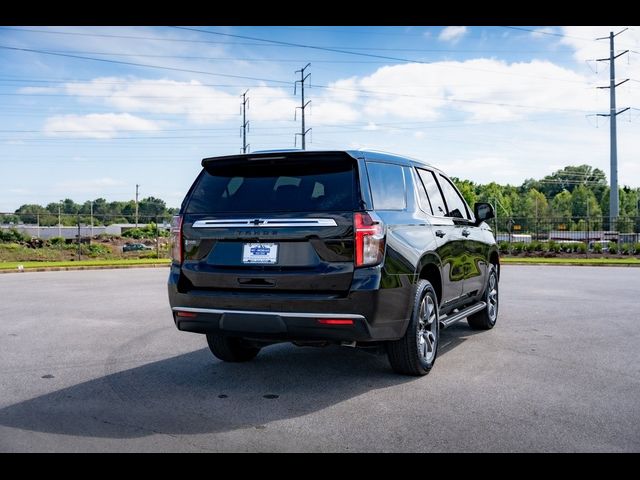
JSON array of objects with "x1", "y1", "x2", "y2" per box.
[
  {"x1": 490, "y1": 250, "x2": 500, "y2": 280},
  {"x1": 419, "y1": 263, "x2": 442, "y2": 305}
]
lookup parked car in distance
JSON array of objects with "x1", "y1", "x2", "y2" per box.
[
  {"x1": 123, "y1": 242, "x2": 153, "y2": 252},
  {"x1": 168, "y1": 150, "x2": 500, "y2": 376}
]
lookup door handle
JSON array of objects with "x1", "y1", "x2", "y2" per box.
[
  {"x1": 462, "y1": 228, "x2": 470, "y2": 237},
  {"x1": 435, "y1": 230, "x2": 446, "y2": 238}
]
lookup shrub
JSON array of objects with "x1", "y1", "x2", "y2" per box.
[
  {"x1": 533, "y1": 241, "x2": 544, "y2": 252},
  {"x1": 634, "y1": 243, "x2": 640, "y2": 255},
  {"x1": 0, "y1": 228, "x2": 30, "y2": 243},
  {"x1": 138, "y1": 250, "x2": 162, "y2": 259},
  {"x1": 511, "y1": 243, "x2": 525, "y2": 254},
  {"x1": 497, "y1": 241, "x2": 510, "y2": 253},
  {"x1": 620, "y1": 243, "x2": 631, "y2": 255},
  {"x1": 122, "y1": 228, "x2": 145, "y2": 239},
  {"x1": 49, "y1": 236, "x2": 66, "y2": 246},
  {"x1": 593, "y1": 243, "x2": 603, "y2": 254},
  {"x1": 122, "y1": 222, "x2": 168, "y2": 239},
  {"x1": 576, "y1": 243, "x2": 587, "y2": 254},
  {"x1": 608, "y1": 242, "x2": 618, "y2": 254},
  {"x1": 524, "y1": 242, "x2": 539, "y2": 253},
  {"x1": 82, "y1": 243, "x2": 111, "y2": 257}
]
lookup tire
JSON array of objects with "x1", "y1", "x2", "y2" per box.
[
  {"x1": 206, "y1": 334, "x2": 260, "y2": 362},
  {"x1": 467, "y1": 264, "x2": 499, "y2": 330},
  {"x1": 387, "y1": 279, "x2": 440, "y2": 376}
]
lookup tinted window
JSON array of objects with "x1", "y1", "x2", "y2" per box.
[
  {"x1": 413, "y1": 169, "x2": 433, "y2": 215},
  {"x1": 366, "y1": 162, "x2": 406, "y2": 210},
  {"x1": 417, "y1": 169, "x2": 447, "y2": 216},
  {"x1": 186, "y1": 158, "x2": 356, "y2": 213},
  {"x1": 438, "y1": 174, "x2": 470, "y2": 220}
]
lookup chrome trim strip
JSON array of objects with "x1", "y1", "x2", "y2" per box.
[
  {"x1": 172, "y1": 306, "x2": 364, "y2": 320},
  {"x1": 192, "y1": 218, "x2": 337, "y2": 228}
]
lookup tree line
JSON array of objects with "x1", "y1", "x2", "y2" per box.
[
  {"x1": 451, "y1": 165, "x2": 640, "y2": 231},
  {"x1": 6, "y1": 197, "x2": 177, "y2": 226},
  {"x1": 4, "y1": 165, "x2": 640, "y2": 230}
]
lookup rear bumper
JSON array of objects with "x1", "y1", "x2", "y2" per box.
[
  {"x1": 168, "y1": 265, "x2": 415, "y2": 342},
  {"x1": 172, "y1": 307, "x2": 373, "y2": 342}
]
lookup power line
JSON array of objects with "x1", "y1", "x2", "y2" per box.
[
  {"x1": 0, "y1": 45, "x2": 293, "y2": 85},
  {"x1": 0, "y1": 92, "x2": 289, "y2": 99},
  {"x1": 169, "y1": 26, "x2": 591, "y2": 85},
  {"x1": 0, "y1": 45, "x2": 596, "y2": 114},
  {"x1": 0, "y1": 26, "x2": 568, "y2": 54},
  {"x1": 499, "y1": 26, "x2": 596, "y2": 41}
]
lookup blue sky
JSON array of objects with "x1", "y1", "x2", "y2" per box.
[{"x1": 1, "y1": 25, "x2": 639, "y2": 212}]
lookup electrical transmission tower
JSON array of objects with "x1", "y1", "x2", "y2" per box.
[
  {"x1": 294, "y1": 63, "x2": 312, "y2": 149},
  {"x1": 241, "y1": 90, "x2": 250, "y2": 154},
  {"x1": 596, "y1": 28, "x2": 629, "y2": 225}
]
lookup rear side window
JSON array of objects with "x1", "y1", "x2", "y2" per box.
[
  {"x1": 366, "y1": 162, "x2": 406, "y2": 210},
  {"x1": 417, "y1": 168, "x2": 447, "y2": 217},
  {"x1": 185, "y1": 158, "x2": 357, "y2": 214}
]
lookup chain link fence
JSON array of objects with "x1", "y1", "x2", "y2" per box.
[
  {"x1": 3, "y1": 212, "x2": 640, "y2": 261},
  {"x1": 492, "y1": 216, "x2": 640, "y2": 245}
]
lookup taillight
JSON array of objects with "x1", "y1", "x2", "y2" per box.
[
  {"x1": 170, "y1": 215, "x2": 183, "y2": 264},
  {"x1": 354, "y1": 212, "x2": 385, "y2": 267}
]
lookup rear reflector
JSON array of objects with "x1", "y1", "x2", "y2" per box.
[
  {"x1": 317, "y1": 319, "x2": 354, "y2": 325},
  {"x1": 176, "y1": 311, "x2": 198, "y2": 318}
]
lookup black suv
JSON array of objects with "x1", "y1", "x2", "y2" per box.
[{"x1": 168, "y1": 150, "x2": 499, "y2": 376}]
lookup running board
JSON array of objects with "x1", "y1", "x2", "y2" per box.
[{"x1": 439, "y1": 301, "x2": 487, "y2": 329}]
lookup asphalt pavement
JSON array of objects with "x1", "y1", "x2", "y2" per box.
[{"x1": 0, "y1": 266, "x2": 638, "y2": 452}]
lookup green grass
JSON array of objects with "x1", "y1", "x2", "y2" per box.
[
  {"x1": 0, "y1": 258, "x2": 171, "y2": 270},
  {"x1": 502, "y1": 257, "x2": 640, "y2": 266}
]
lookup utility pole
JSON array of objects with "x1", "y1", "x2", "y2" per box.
[
  {"x1": 90, "y1": 200, "x2": 94, "y2": 238},
  {"x1": 77, "y1": 212, "x2": 81, "y2": 261},
  {"x1": 596, "y1": 28, "x2": 630, "y2": 229},
  {"x1": 58, "y1": 202, "x2": 62, "y2": 238},
  {"x1": 294, "y1": 63, "x2": 312, "y2": 149},
  {"x1": 135, "y1": 184, "x2": 140, "y2": 228},
  {"x1": 241, "y1": 90, "x2": 250, "y2": 154}
]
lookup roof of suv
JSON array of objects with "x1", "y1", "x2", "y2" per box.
[{"x1": 202, "y1": 149, "x2": 437, "y2": 171}]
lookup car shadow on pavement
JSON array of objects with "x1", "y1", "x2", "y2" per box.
[{"x1": 0, "y1": 324, "x2": 481, "y2": 440}]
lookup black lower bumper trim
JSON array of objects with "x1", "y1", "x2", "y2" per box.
[{"x1": 173, "y1": 307, "x2": 372, "y2": 342}]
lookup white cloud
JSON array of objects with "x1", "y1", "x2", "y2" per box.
[
  {"x1": 308, "y1": 58, "x2": 600, "y2": 124},
  {"x1": 439, "y1": 26, "x2": 468, "y2": 43},
  {"x1": 63, "y1": 78, "x2": 300, "y2": 125},
  {"x1": 44, "y1": 113, "x2": 161, "y2": 139}
]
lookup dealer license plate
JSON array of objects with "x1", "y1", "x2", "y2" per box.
[{"x1": 242, "y1": 243, "x2": 278, "y2": 264}]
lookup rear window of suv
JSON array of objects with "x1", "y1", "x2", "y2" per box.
[{"x1": 186, "y1": 157, "x2": 358, "y2": 214}]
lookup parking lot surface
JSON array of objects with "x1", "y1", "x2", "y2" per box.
[{"x1": 0, "y1": 266, "x2": 638, "y2": 452}]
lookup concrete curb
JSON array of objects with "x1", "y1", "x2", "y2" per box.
[
  {"x1": 0, "y1": 263, "x2": 170, "y2": 274},
  {"x1": 502, "y1": 261, "x2": 640, "y2": 267}
]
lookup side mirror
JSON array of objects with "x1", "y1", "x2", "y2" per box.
[{"x1": 474, "y1": 202, "x2": 494, "y2": 226}]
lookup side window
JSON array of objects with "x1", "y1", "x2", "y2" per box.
[
  {"x1": 413, "y1": 169, "x2": 433, "y2": 215},
  {"x1": 438, "y1": 174, "x2": 471, "y2": 220},
  {"x1": 417, "y1": 168, "x2": 447, "y2": 217},
  {"x1": 366, "y1": 162, "x2": 406, "y2": 210}
]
